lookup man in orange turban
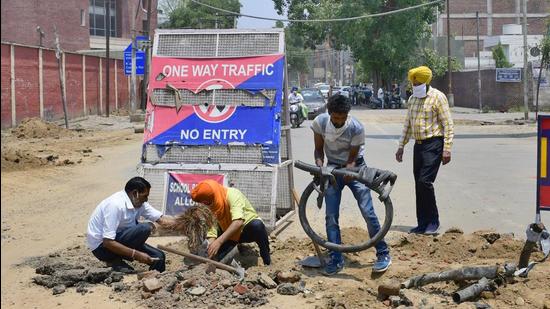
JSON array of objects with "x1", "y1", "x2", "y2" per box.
[{"x1": 191, "y1": 180, "x2": 271, "y2": 265}]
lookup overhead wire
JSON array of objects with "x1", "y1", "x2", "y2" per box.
[{"x1": 189, "y1": 0, "x2": 444, "y2": 23}]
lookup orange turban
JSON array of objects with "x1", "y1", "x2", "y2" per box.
[
  {"x1": 191, "y1": 180, "x2": 240, "y2": 241},
  {"x1": 408, "y1": 66, "x2": 433, "y2": 85}
]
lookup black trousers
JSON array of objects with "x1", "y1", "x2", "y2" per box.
[
  {"x1": 92, "y1": 223, "x2": 166, "y2": 272},
  {"x1": 413, "y1": 137, "x2": 443, "y2": 228},
  {"x1": 216, "y1": 219, "x2": 271, "y2": 265}
]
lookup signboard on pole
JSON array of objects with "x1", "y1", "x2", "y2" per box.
[
  {"x1": 163, "y1": 172, "x2": 226, "y2": 216},
  {"x1": 496, "y1": 68, "x2": 522, "y2": 82},
  {"x1": 537, "y1": 115, "x2": 550, "y2": 213},
  {"x1": 124, "y1": 36, "x2": 147, "y2": 76}
]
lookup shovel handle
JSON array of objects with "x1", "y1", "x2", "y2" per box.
[{"x1": 157, "y1": 244, "x2": 239, "y2": 275}]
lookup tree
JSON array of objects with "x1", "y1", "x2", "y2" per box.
[
  {"x1": 492, "y1": 43, "x2": 513, "y2": 68},
  {"x1": 278, "y1": 22, "x2": 313, "y2": 87},
  {"x1": 273, "y1": 0, "x2": 443, "y2": 89},
  {"x1": 162, "y1": 0, "x2": 241, "y2": 29},
  {"x1": 421, "y1": 48, "x2": 461, "y2": 78}
]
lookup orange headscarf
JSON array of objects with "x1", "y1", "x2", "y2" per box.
[{"x1": 190, "y1": 180, "x2": 240, "y2": 241}]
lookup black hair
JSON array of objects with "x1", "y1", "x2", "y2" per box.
[
  {"x1": 125, "y1": 177, "x2": 151, "y2": 193},
  {"x1": 327, "y1": 94, "x2": 351, "y2": 114}
]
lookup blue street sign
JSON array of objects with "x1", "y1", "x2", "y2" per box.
[
  {"x1": 124, "y1": 36, "x2": 147, "y2": 76},
  {"x1": 496, "y1": 68, "x2": 522, "y2": 82}
]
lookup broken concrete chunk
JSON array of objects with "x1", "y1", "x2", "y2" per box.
[
  {"x1": 277, "y1": 283, "x2": 301, "y2": 295},
  {"x1": 86, "y1": 267, "x2": 112, "y2": 283},
  {"x1": 187, "y1": 286, "x2": 207, "y2": 296},
  {"x1": 257, "y1": 273, "x2": 277, "y2": 289},
  {"x1": 276, "y1": 271, "x2": 301, "y2": 283},
  {"x1": 143, "y1": 278, "x2": 163, "y2": 293},
  {"x1": 52, "y1": 285, "x2": 66, "y2": 295},
  {"x1": 137, "y1": 270, "x2": 159, "y2": 281}
]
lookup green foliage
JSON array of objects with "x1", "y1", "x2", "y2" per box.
[
  {"x1": 420, "y1": 48, "x2": 461, "y2": 78},
  {"x1": 163, "y1": 0, "x2": 241, "y2": 29},
  {"x1": 273, "y1": 0, "x2": 443, "y2": 87},
  {"x1": 541, "y1": 34, "x2": 550, "y2": 63},
  {"x1": 492, "y1": 43, "x2": 513, "y2": 68}
]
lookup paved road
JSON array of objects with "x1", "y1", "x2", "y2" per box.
[{"x1": 280, "y1": 109, "x2": 549, "y2": 240}]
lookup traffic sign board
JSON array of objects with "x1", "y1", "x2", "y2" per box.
[{"x1": 124, "y1": 36, "x2": 147, "y2": 76}]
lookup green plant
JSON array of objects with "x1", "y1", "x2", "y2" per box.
[
  {"x1": 492, "y1": 43, "x2": 513, "y2": 68},
  {"x1": 420, "y1": 48, "x2": 462, "y2": 78}
]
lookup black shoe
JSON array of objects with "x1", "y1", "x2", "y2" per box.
[
  {"x1": 424, "y1": 223, "x2": 440, "y2": 235},
  {"x1": 111, "y1": 261, "x2": 135, "y2": 274},
  {"x1": 409, "y1": 226, "x2": 426, "y2": 234}
]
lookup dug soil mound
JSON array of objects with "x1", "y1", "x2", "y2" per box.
[
  {"x1": 11, "y1": 118, "x2": 75, "y2": 139},
  {"x1": 21, "y1": 228, "x2": 550, "y2": 309},
  {"x1": 1, "y1": 119, "x2": 137, "y2": 171}
]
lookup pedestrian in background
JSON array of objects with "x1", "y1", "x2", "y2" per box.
[{"x1": 395, "y1": 66, "x2": 454, "y2": 235}]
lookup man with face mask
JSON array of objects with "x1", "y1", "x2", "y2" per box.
[
  {"x1": 87, "y1": 177, "x2": 175, "y2": 273},
  {"x1": 395, "y1": 66, "x2": 454, "y2": 235},
  {"x1": 311, "y1": 94, "x2": 391, "y2": 275}
]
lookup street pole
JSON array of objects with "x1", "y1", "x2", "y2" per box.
[
  {"x1": 476, "y1": 11, "x2": 482, "y2": 113},
  {"x1": 446, "y1": 0, "x2": 454, "y2": 107},
  {"x1": 105, "y1": 0, "x2": 110, "y2": 117},
  {"x1": 522, "y1": 0, "x2": 529, "y2": 120},
  {"x1": 141, "y1": 0, "x2": 152, "y2": 111}
]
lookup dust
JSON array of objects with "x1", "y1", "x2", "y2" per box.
[{"x1": 22, "y1": 228, "x2": 550, "y2": 308}]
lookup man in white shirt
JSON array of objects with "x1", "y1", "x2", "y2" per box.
[
  {"x1": 377, "y1": 87, "x2": 385, "y2": 109},
  {"x1": 87, "y1": 177, "x2": 174, "y2": 273}
]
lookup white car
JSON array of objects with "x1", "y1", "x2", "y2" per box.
[{"x1": 317, "y1": 84, "x2": 330, "y2": 98}]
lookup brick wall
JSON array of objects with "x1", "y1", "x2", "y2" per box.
[
  {"x1": 0, "y1": 43, "x2": 131, "y2": 128},
  {"x1": 1, "y1": 0, "x2": 89, "y2": 51},
  {"x1": 431, "y1": 69, "x2": 533, "y2": 111}
]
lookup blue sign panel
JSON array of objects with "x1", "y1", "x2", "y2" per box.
[
  {"x1": 124, "y1": 36, "x2": 147, "y2": 76},
  {"x1": 496, "y1": 68, "x2": 522, "y2": 82}
]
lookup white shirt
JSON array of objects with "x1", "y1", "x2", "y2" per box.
[
  {"x1": 86, "y1": 190, "x2": 162, "y2": 250},
  {"x1": 377, "y1": 88, "x2": 384, "y2": 99},
  {"x1": 288, "y1": 93, "x2": 304, "y2": 103}
]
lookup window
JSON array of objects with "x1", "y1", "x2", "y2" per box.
[
  {"x1": 89, "y1": 0, "x2": 117, "y2": 37},
  {"x1": 81, "y1": 9, "x2": 86, "y2": 26}
]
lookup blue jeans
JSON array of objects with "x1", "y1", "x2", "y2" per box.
[
  {"x1": 324, "y1": 173, "x2": 389, "y2": 261},
  {"x1": 92, "y1": 223, "x2": 166, "y2": 272}
]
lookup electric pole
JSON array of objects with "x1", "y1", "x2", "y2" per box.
[
  {"x1": 446, "y1": 0, "x2": 454, "y2": 107},
  {"x1": 522, "y1": 0, "x2": 529, "y2": 120},
  {"x1": 106, "y1": 0, "x2": 110, "y2": 117},
  {"x1": 476, "y1": 11, "x2": 482, "y2": 113},
  {"x1": 141, "y1": 0, "x2": 153, "y2": 111}
]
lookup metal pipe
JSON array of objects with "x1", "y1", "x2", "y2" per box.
[{"x1": 106, "y1": 0, "x2": 110, "y2": 117}]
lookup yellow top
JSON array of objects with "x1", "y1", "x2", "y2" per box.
[
  {"x1": 399, "y1": 87, "x2": 454, "y2": 152},
  {"x1": 207, "y1": 187, "x2": 260, "y2": 239}
]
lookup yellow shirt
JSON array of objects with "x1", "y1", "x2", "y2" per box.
[
  {"x1": 207, "y1": 188, "x2": 260, "y2": 239},
  {"x1": 398, "y1": 87, "x2": 454, "y2": 152}
]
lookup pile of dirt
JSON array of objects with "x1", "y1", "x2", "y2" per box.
[
  {"x1": 23, "y1": 229, "x2": 550, "y2": 309},
  {"x1": 11, "y1": 118, "x2": 75, "y2": 139},
  {"x1": 1, "y1": 119, "x2": 137, "y2": 171}
]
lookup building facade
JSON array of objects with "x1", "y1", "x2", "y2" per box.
[
  {"x1": 1, "y1": 0, "x2": 158, "y2": 52},
  {"x1": 433, "y1": 0, "x2": 549, "y2": 58}
]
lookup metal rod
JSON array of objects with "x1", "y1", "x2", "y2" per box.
[
  {"x1": 157, "y1": 244, "x2": 241, "y2": 274},
  {"x1": 523, "y1": 0, "x2": 529, "y2": 120},
  {"x1": 476, "y1": 11, "x2": 482, "y2": 113}
]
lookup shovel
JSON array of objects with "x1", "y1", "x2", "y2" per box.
[{"x1": 158, "y1": 244, "x2": 245, "y2": 280}]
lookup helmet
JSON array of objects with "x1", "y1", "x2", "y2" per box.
[{"x1": 291, "y1": 87, "x2": 298, "y2": 92}]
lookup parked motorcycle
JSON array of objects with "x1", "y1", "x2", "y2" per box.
[{"x1": 385, "y1": 91, "x2": 404, "y2": 109}]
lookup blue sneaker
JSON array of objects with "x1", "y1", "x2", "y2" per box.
[
  {"x1": 323, "y1": 257, "x2": 344, "y2": 276},
  {"x1": 372, "y1": 254, "x2": 392, "y2": 273}
]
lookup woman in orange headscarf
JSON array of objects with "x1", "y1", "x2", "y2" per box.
[{"x1": 191, "y1": 180, "x2": 271, "y2": 265}]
